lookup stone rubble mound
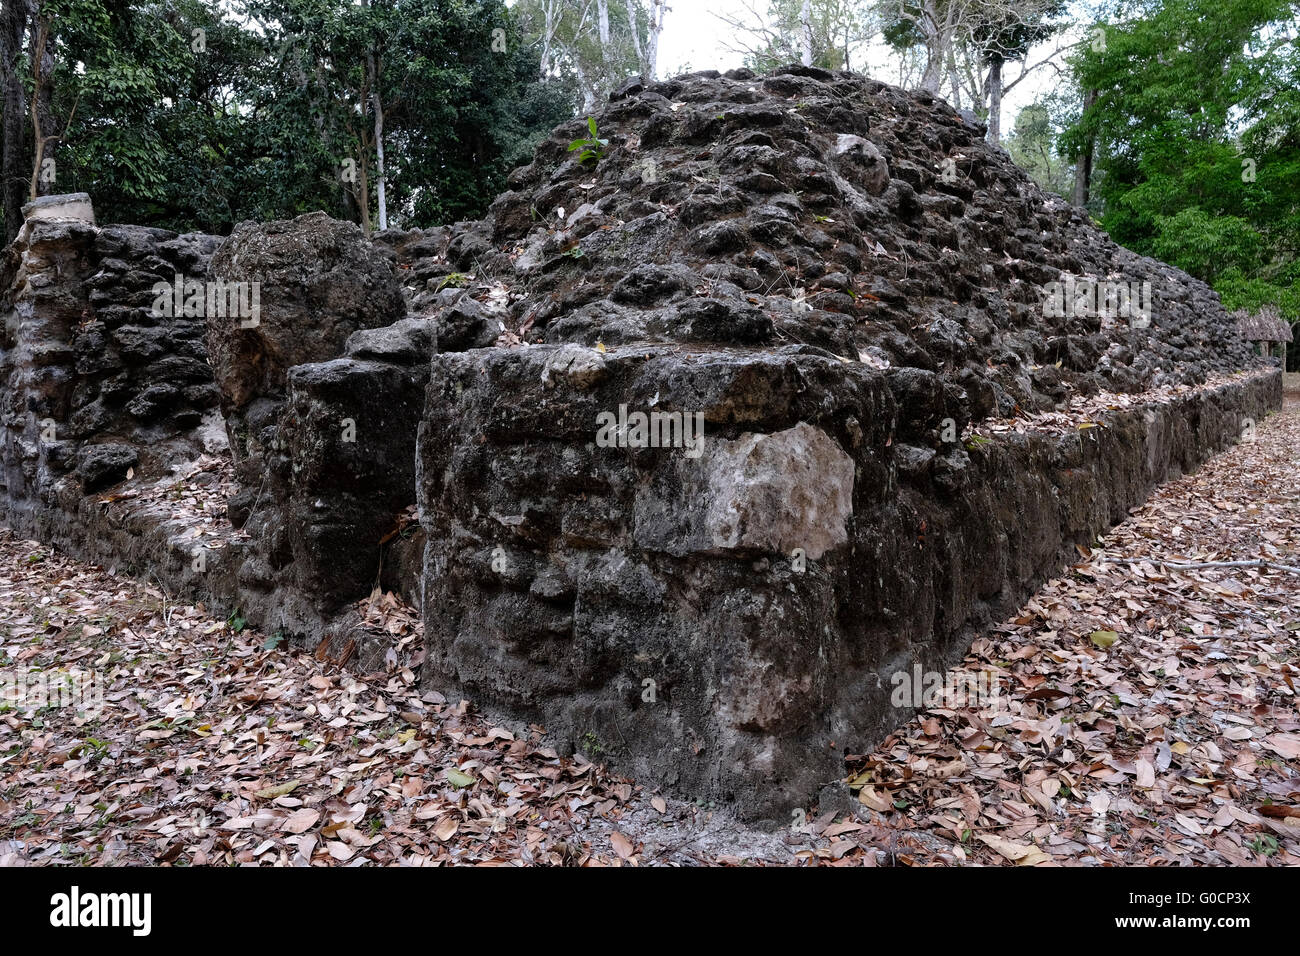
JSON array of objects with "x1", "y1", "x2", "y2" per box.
[{"x1": 397, "y1": 64, "x2": 1254, "y2": 437}]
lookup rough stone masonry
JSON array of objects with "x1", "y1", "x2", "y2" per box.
[{"x1": 0, "y1": 66, "x2": 1281, "y2": 823}]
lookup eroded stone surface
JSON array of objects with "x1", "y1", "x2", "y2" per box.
[
  {"x1": 207, "y1": 212, "x2": 405, "y2": 412},
  {"x1": 206, "y1": 212, "x2": 407, "y2": 525},
  {"x1": 703, "y1": 423, "x2": 854, "y2": 559},
  {"x1": 0, "y1": 64, "x2": 1285, "y2": 823},
  {"x1": 408, "y1": 65, "x2": 1277, "y2": 819}
]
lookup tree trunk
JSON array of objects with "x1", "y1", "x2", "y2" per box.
[
  {"x1": 986, "y1": 58, "x2": 1003, "y2": 144},
  {"x1": 574, "y1": 59, "x2": 597, "y2": 113},
  {"x1": 26, "y1": 7, "x2": 54, "y2": 200},
  {"x1": 372, "y1": 91, "x2": 387, "y2": 231},
  {"x1": 540, "y1": 0, "x2": 559, "y2": 80},
  {"x1": 1, "y1": 0, "x2": 30, "y2": 243},
  {"x1": 625, "y1": 0, "x2": 643, "y2": 75},
  {"x1": 947, "y1": 48, "x2": 961, "y2": 109},
  {"x1": 800, "y1": 0, "x2": 813, "y2": 66},
  {"x1": 917, "y1": 0, "x2": 950, "y2": 94},
  {"x1": 356, "y1": 157, "x2": 371, "y2": 236},
  {"x1": 368, "y1": 50, "x2": 387, "y2": 231},
  {"x1": 644, "y1": 0, "x2": 665, "y2": 80},
  {"x1": 1072, "y1": 87, "x2": 1097, "y2": 208}
]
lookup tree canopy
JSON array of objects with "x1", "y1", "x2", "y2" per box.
[
  {"x1": 1, "y1": 0, "x2": 579, "y2": 238},
  {"x1": 1061, "y1": 0, "x2": 1300, "y2": 322}
]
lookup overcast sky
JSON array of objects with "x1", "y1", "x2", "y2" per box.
[{"x1": 656, "y1": 1, "x2": 1078, "y2": 127}]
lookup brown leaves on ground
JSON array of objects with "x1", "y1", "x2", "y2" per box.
[{"x1": 0, "y1": 545, "x2": 687, "y2": 866}]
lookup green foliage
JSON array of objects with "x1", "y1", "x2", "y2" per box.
[
  {"x1": 1215, "y1": 262, "x2": 1300, "y2": 322},
  {"x1": 434, "y1": 273, "x2": 472, "y2": 292},
  {"x1": 568, "y1": 116, "x2": 609, "y2": 166},
  {"x1": 9, "y1": 0, "x2": 575, "y2": 234},
  {"x1": 1060, "y1": 0, "x2": 1300, "y2": 332},
  {"x1": 32, "y1": 0, "x2": 209, "y2": 222},
  {"x1": 1005, "y1": 98, "x2": 1076, "y2": 200},
  {"x1": 1146, "y1": 207, "x2": 1264, "y2": 283},
  {"x1": 1249, "y1": 834, "x2": 1279, "y2": 857}
]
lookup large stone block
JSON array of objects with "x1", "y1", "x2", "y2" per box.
[{"x1": 206, "y1": 212, "x2": 406, "y2": 413}]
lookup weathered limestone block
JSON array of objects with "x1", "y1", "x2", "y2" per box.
[
  {"x1": 702, "y1": 423, "x2": 855, "y2": 558},
  {"x1": 417, "y1": 343, "x2": 897, "y2": 817},
  {"x1": 240, "y1": 293, "x2": 436, "y2": 610},
  {"x1": 206, "y1": 212, "x2": 407, "y2": 524},
  {"x1": 76, "y1": 442, "x2": 138, "y2": 492},
  {"x1": 207, "y1": 212, "x2": 406, "y2": 411},
  {"x1": 629, "y1": 421, "x2": 856, "y2": 559},
  {"x1": 258, "y1": 353, "x2": 429, "y2": 610},
  {"x1": 21, "y1": 192, "x2": 95, "y2": 227},
  {"x1": 833, "y1": 133, "x2": 891, "y2": 195}
]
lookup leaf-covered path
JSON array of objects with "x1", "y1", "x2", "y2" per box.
[
  {"x1": 851, "y1": 395, "x2": 1300, "y2": 866},
  {"x1": 2, "y1": 399, "x2": 1298, "y2": 866}
]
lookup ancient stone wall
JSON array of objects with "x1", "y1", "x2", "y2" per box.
[
  {"x1": 0, "y1": 67, "x2": 1285, "y2": 822},
  {"x1": 0, "y1": 204, "x2": 424, "y2": 664},
  {"x1": 406, "y1": 65, "x2": 1279, "y2": 818},
  {"x1": 418, "y1": 343, "x2": 1276, "y2": 818},
  {"x1": 0, "y1": 195, "x2": 224, "y2": 536}
]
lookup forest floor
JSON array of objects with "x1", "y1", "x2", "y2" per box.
[{"x1": 1, "y1": 397, "x2": 1297, "y2": 866}]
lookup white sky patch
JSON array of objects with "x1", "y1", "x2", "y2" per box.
[{"x1": 655, "y1": 1, "x2": 1076, "y2": 128}]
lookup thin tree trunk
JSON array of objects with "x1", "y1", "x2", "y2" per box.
[
  {"x1": 644, "y1": 0, "x2": 665, "y2": 80},
  {"x1": 947, "y1": 48, "x2": 961, "y2": 109},
  {"x1": 1073, "y1": 87, "x2": 1097, "y2": 208},
  {"x1": 800, "y1": 0, "x2": 813, "y2": 66},
  {"x1": 986, "y1": 58, "x2": 1003, "y2": 143},
  {"x1": 368, "y1": 51, "x2": 387, "y2": 231},
  {"x1": 343, "y1": 71, "x2": 373, "y2": 233},
  {"x1": 540, "y1": 0, "x2": 560, "y2": 79},
  {"x1": 357, "y1": 157, "x2": 371, "y2": 236},
  {"x1": 27, "y1": 12, "x2": 52, "y2": 200},
  {"x1": 574, "y1": 59, "x2": 597, "y2": 113},
  {"x1": 360, "y1": 0, "x2": 386, "y2": 231},
  {"x1": 372, "y1": 90, "x2": 386, "y2": 231},
  {"x1": 1, "y1": 0, "x2": 31, "y2": 242},
  {"x1": 625, "y1": 0, "x2": 643, "y2": 75}
]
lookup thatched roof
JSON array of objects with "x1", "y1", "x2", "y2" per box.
[{"x1": 1233, "y1": 306, "x2": 1293, "y2": 342}]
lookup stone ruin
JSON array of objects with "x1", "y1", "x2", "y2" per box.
[{"x1": 0, "y1": 66, "x2": 1281, "y2": 822}]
